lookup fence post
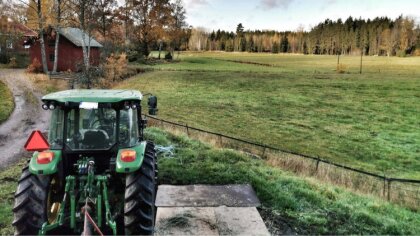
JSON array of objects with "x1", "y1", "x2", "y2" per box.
[
  {"x1": 315, "y1": 158, "x2": 320, "y2": 172},
  {"x1": 218, "y1": 135, "x2": 223, "y2": 147},
  {"x1": 387, "y1": 180, "x2": 392, "y2": 201},
  {"x1": 186, "y1": 124, "x2": 190, "y2": 136},
  {"x1": 262, "y1": 146, "x2": 267, "y2": 159},
  {"x1": 383, "y1": 177, "x2": 387, "y2": 199}
]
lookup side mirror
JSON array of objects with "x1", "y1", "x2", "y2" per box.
[{"x1": 148, "y1": 96, "x2": 158, "y2": 115}]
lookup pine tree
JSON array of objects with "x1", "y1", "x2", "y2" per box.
[
  {"x1": 271, "y1": 41, "x2": 279, "y2": 53},
  {"x1": 280, "y1": 34, "x2": 289, "y2": 52}
]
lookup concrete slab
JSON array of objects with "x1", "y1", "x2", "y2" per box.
[
  {"x1": 155, "y1": 207, "x2": 218, "y2": 235},
  {"x1": 156, "y1": 184, "x2": 261, "y2": 207},
  {"x1": 214, "y1": 206, "x2": 270, "y2": 236},
  {"x1": 155, "y1": 207, "x2": 270, "y2": 236}
]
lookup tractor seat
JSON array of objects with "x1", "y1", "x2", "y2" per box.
[{"x1": 81, "y1": 130, "x2": 109, "y2": 149}]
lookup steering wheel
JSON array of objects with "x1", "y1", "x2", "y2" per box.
[
  {"x1": 90, "y1": 119, "x2": 102, "y2": 129},
  {"x1": 92, "y1": 118, "x2": 115, "y2": 136}
]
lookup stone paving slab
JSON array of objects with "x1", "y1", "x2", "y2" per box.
[{"x1": 156, "y1": 184, "x2": 261, "y2": 207}]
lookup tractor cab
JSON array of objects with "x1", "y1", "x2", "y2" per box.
[
  {"x1": 42, "y1": 90, "x2": 157, "y2": 151},
  {"x1": 40, "y1": 89, "x2": 158, "y2": 173}
]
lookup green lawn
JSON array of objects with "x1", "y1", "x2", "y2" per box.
[
  {"x1": 147, "y1": 128, "x2": 420, "y2": 235},
  {"x1": 119, "y1": 53, "x2": 420, "y2": 179},
  {"x1": 0, "y1": 80, "x2": 14, "y2": 123}
]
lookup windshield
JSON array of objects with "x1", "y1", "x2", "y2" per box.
[
  {"x1": 48, "y1": 107, "x2": 140, "y2": 150},
  {"x1": 66, "y1": 108, "x2": 117, "y2": 150}
]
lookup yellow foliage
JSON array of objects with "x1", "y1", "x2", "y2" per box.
[
  {"x1": 26, "y1": 58, "x2": 43, "y2": 73},
  {"x1": 26, "y1": 0, "x2": 54, "y2": 30},
  {"x1": 101, "y1": 53, "x2": 129, "y2": 88}
]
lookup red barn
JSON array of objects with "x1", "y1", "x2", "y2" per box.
[{"x1": 30, "y1": 27, "x2": 102, "y2": 72}]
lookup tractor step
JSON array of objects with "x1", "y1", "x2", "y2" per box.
[{"x1": 155, "y1": 185, "x2": 269, "y2": 235}]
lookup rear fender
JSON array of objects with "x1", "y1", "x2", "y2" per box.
[
  {"x1": 29, "y1": 150, "x2": 62, "y2": 175},
  {"x1": 116, "y1": 141, "x2": 147, "y2": 173}
]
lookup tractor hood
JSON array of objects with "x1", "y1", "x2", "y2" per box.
[{"x1": 42, "y1": 89, "x2": 143, "y2": 103}]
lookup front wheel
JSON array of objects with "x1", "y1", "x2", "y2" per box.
[{"x1": 124, "y1": 142, "x2": 157, "y2": 235}]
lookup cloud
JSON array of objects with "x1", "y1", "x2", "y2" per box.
[
  {"x1": 185, "y1": 0, "x2": 209, "y2": 8},
  {"x1": 259, "y1": 0, "x2": 294, "y2": 10}
]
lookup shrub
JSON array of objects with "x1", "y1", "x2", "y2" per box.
[
  {"x1": 164, "y1": 52, "x2": 173, "y2": 60},
  {"x1": 336, "y1": 64, "x2": 347, "y2": 74},
  {"x1": 99, "y1": 53, "x2": 134, "y2": 88},
  {"x1": 12, "y1": 53, "x2": 30, "y2": 68},
  {"x1": 396, "y1": 50, "x2": 407, "y2": 57},
  {"x1": 104, "y1": 53, "x2": 128, "y2": 82},
  {"x1": 8, "y1": 57, "x2": 18, "y2": 68},
  {"x1": 0, "y1": 53, "x2": 9, "y2": 64},
  {"x1": 127, "y1": 51, "x2": 139, "y2": 62},
  {"x1": 26, "y1": 58, "x2": 43, "y2": 73}
]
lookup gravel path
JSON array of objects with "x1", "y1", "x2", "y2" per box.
[{"x1": 0, "y1": 69, "x2": 49, "y2": 170}]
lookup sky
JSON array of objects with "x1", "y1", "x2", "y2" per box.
[{"x1": 183, "y1": 0, "x2": 420, "y2": 32}]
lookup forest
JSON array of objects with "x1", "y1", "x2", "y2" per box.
[{"x1": 190, "y1": 17, "x2": 420, "y2": 57}]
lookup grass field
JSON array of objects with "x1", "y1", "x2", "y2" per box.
[
  {"x1": 0, "y1": 80, "x2": 14, "y2": 124},
  {"x1": 119, "y1": 52, "x2": 420, "y2": 179},
  {"x1": 150, "y1": 128, "x2": 419, "y2": 234},
  {"x1": 1, "y1": 129, "x2": 418, "y2": 235}
]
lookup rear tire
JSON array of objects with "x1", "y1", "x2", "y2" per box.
[
  {"x1": 13, "y1": 166, "x2": 51, "y2": 235},
  {"x1": 124, "y1": 142, "x2": 157, "y2": 235}
]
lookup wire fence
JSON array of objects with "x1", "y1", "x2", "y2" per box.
[{"x1": 145, "y1": 115, "x2": 420, "y2": 210}]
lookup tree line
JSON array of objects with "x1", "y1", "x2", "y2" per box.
[{"x1": 190, "y1": 17, "x2": 420, "y2": 57}]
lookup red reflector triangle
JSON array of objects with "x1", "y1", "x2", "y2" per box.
[{"x1": 24, "y1": 130, "x2": 50, "y2": 152}]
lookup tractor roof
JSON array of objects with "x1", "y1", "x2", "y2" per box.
[{"x1": 42, "y1": 90, "x2": 143, "y2": 103}]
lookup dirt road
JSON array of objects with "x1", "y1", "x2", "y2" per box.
[{"x1": 0, "y1": 69, "x2": 49, "y2": 170}]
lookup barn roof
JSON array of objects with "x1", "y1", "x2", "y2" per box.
[
  {"x1": 58, "y1": 27, "x2": 103, "y2": 48},
  {"x1": 11, "y1": 22, "x2": 37, "y2": 37},
  {"x1": 0, "y1": 18, "x2": 37, "y2": 37}
]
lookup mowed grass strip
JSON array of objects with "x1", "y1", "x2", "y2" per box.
[
  {"x1": 121, "y1": 54, "x2": 420, "y2": 179},
  {"x1": 146, "y1": 128, "x2": 420, "y2": 235},
  {"x1": 0, "y1": 80, "x2": 14, "y2": 123}
]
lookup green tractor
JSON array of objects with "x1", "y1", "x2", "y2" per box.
[{"x1": 13, "y1": 90, "x2": 159, "y2": 235}]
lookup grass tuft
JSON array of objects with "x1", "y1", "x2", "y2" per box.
[{"x1": 0, "y1": 80, "x2": 14, "y2": 124}]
